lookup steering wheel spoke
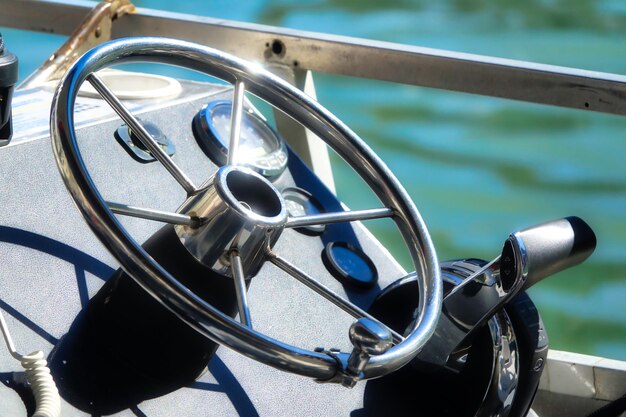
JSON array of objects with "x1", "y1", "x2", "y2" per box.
[
  {"x1": 227, "y1": 80, "x2": 246, "y2": 166},
  {"x1": 285, "y1": 207, "x2": 393, "y2": 228},
  {"x1": 268, "y1": 252, "x2": 404, "y2": 344},
  {"x1": 230, "y1": 250, "x2": 253, "y2": 328},
  {"x1": 86, "y1": 73, "x2": 198, "y2": 195},
  {"x1": 107, "y1": 201, "x2": 198, "y2": 227}
]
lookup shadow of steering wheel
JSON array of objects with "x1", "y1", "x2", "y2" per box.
[{"x1": 0, "y1": 226, "x2": 259, "y2": 417}]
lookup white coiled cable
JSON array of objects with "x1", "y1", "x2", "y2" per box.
[{"x1": 0, "y1": 310, "x2": 61, "y2": 417}]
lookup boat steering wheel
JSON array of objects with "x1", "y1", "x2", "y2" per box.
[{"x1": 50, "y1": 37, "x2": 442, "y2": 384}]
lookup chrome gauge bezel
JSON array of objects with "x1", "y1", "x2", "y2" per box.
[{"x1": 192, "y1": 99, "x2": 288, "y2": 177}]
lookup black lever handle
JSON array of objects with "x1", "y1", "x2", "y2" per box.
[
  {"x1": 510, "y1": 216, "x2": 596, "y2": 291},
  {"x1": 412, "y1": 216, "x2": 596, "y2": 370},
  {"x1": 0, "y1": 32, "x2": 18, "y2": 145}
]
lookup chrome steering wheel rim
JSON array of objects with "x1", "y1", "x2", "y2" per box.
[{"x1": 50, "y1": 37, "x2": 442, "y2": 381}]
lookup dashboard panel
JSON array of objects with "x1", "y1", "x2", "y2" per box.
[{"x1": 0, "y1": 78, "x2": 406, "y2": 416}]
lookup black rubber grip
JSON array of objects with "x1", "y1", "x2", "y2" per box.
[
  {"x1": 0, "y1": 33, "x2": 17, "y2": 143},
  {"x1": 514, "y1": 216, "x2": 596, "y2": 290}
]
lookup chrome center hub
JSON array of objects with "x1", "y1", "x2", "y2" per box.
[{"x1": 175, "y1": 165, "x2": 287, "y2": 278}]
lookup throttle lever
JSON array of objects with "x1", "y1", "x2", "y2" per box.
[
  {"x1": 413, "y1": 216, "x2": 596, "y2": 371},
  {"x1": 513, "y1": 216, "x2": 596, "y2": 291}
]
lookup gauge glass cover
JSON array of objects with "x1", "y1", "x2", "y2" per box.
[{"x1": 193, "y1": 100, "x2": 288, "y2": 177}]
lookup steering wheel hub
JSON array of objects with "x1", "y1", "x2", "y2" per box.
[{"x1": 176, "y1": 165, "x2": 287, "y2": 278}]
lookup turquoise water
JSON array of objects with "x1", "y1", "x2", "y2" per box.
[{"x1": 3, "y1": 0, "x2": 626, "y2": 360}]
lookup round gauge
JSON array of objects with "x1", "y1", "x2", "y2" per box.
[
  {"x1": 282, "y1": 187, "x2": 326, "y2": 236},
  {"x1": 192, "y1": 100, "x2": 288, "y2": 177},
  {"x1": 322, "y1": 241, "x2": 378, "y2": 290}
]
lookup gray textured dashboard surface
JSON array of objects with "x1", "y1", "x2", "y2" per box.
[{"x1": 0, "y1": 80, "x2": 408, "y2": 416}]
